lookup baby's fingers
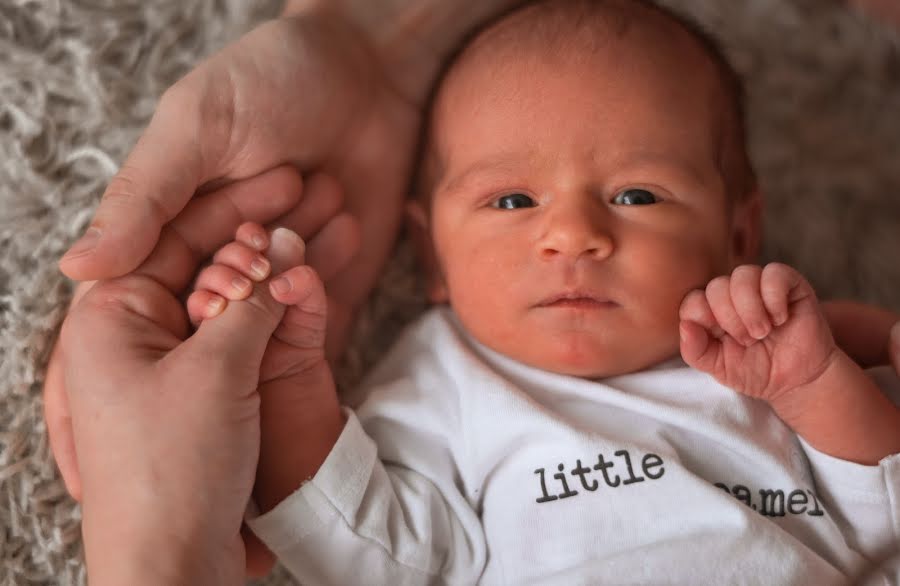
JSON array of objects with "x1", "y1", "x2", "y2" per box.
[
  {"x1": 707, "y1": 275, "x2": 754, "y2": 346},
  {"x1": 679, "y1": 318, "x2": 718, "y2": 372},
  {"x1": 679, "y1": 287, "x2": 723, "y2": 337},
  {"x1": 212, "y1": 241, "x2": 271, "y2": 282},
  {"x1": 729, "y1": 265, "x2": 771, "y2": 340},
  {"x1": 187, "y1": 255, "x2": 264, "y2": 326},
  {"x1": 270, "y1": 266, "x2": 327, "y2": 349},
  {"x1": 680, "y1": 289, "x2": 722, "y2": 370},
  {"x1": 760, "y1": 263, "x2": 805, "y2": 326},
  {"x1": 235, "y1": 221, "x2": 270, "y2": 252},
  {"x1": 186, "y1": 290, "x2": 228, "y2": 326}
]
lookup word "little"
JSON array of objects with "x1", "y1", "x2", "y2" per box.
[{"x1": 534, "y1": 448, "x2": 665, "y2": 504}]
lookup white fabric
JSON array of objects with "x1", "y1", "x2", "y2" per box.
[{"x1": 249, "y1": 307, "x2": 900, "y2": 585}]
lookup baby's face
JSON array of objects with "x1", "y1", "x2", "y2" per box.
[{"x1": 424, "y1": 36, "x2": 754, "y2": 378}]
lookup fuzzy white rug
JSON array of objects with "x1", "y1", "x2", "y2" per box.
[{"x1": 1, "y1": 1, "x2": 898, "y2": 584}]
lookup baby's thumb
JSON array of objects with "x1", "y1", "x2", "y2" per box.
[{"x1": 186, "y1": 229, "x2": 306, "y2": 373}]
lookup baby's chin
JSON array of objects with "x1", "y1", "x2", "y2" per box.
[{"x1": 481, "y1": 330, "x2": 682, "y2": 380}]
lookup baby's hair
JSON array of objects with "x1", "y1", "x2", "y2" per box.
[{"x1": 413, "y1": 0, "x2": 756, "y2": 205}]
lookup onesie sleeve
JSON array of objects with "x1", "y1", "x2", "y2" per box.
[
  {"x1": 799, "y1": 366, "x2": 900, "y2": 579},
  {"x1": 247, "y1": 380, "x2": 486, "y2": 585}
]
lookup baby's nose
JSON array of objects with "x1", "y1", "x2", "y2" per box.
[{"x1": 538, "y1": 203, "x2": 613, "y2": 262}]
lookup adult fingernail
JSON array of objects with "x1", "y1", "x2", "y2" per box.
[
  {"x1": 268, "y1": 228, "x2": 305, "y2": 273},
  {"x1": 270, "y1": 276, "x2": 292, "y2": 295},
  {"x1": 270, "y1": 228, "x2": 305, "y2": 255},
  {"x1": 751, "y1": 323, "x2": 770, "y2": 340},
  {"x1": 63, "y1": 227, "x2": 101, "y2": 260}
]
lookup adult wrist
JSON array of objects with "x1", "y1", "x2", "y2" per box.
[{"x1": 84, "y1": 514, "x2": 242, "y2": 586}]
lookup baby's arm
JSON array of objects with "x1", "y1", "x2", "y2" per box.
[
  {"x1": 191, "y1": 230, "x2": 487, "y2": 583},
  {"x1": 680, "y1": 263, "x2": 900, "y2": 465},
  {"x1": 186, "y1": 222, "x2": 344, "y2": 512}
]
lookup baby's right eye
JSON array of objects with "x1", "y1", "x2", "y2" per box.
[{"x1": 493, "y1": 193, "x2": 536, "y2": 209}]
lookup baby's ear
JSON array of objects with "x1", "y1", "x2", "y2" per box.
[
  {"x1": 729, "y1": 188, "x2": 763, "y2": 266},
  {"x1": 406, "y1": 200, "x2": 449, "y2": 303}
]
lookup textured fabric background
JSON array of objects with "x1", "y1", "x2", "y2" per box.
[{"x1": 0, "y1": 1, "x2": 897, "y2": 584}]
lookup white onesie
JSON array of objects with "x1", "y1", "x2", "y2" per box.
[{"x1": 249, "y1": 307, "x2": 900, "y2": 585}]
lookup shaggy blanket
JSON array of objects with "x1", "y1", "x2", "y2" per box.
[{"x1": 1, "y1": 0, "x2": 898, "y2": 584}]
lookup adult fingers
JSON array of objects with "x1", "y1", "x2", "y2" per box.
[
  {"x1": 59, "y1": 86, "x2": 210, "y2": 281},
  {"x1": 134, "y1": 166, "x2": 303, "y2": 294},
  {"x1": 270, "y1": 173, "x2": 344, "y2": 242},
  {"x1": 304, "y1": 212, "x2": 361, "y2": 283},
  {"x1": 43, "y1": 279, "x2": 99, "y2": 502},
  {"x1": 43, "y1": 339, "x2": 82, "y2": 501}
]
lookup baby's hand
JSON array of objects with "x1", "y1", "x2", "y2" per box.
[
  {"x1": 187, "y1": 221, "x2": 336, "y2": 578},
  {"x1": 679, "y1": 263, "x2": 838, "y2": 404},
  {"x1": 186, "y1": 221, "x2": 274, "y2": 324},
  {"x1": 186, "y1": 221, "x2": 328, "y2": 377}
]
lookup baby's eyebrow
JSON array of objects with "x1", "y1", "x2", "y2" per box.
[
  {"x1": 439, "y1": 154, "x2": 531, "y2": 194},
  {"x1": 612, "y1": 153, "x2": 721, "y2": 193}
]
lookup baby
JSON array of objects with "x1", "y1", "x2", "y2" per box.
[{"x1": 189, "y1": 0, "x2": 900, "y2": 583}]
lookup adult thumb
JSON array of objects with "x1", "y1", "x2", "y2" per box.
[
  {"x1": 181, "y1": 228, "x2": 306, "y2": 377},
  {"x1": 59, "y1": 92, "x2": 205, "y2": 281}
]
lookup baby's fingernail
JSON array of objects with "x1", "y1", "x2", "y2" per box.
[
  {"x1": 251, "y1": 233, "x2": 267, "y2": 250},
  {"x1": 207, "y1": 296, "x2": 225, "y2": 317},
  {"x1": 232, "y1": 276, "x2": 251, "y2": 294},
  {"x1": 250, "y1": 257, "x2": 270, "y2": 280},
  {"x1": 270, "y1": 276, "x2": 292, "y2": 296},
  {"x1": 62, "y1": 227, "x2": 101, "y2": 260}
]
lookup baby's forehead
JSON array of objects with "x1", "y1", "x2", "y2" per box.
[
  {"x1": 428, "y1": 5, "x2": 735, "y2": 170},
  {"x1": 441, "y1": 0, "x2": 718, "y2": 98},
  {"x1": 419, "y1": 0, "x2": 753, "y2": 202}
]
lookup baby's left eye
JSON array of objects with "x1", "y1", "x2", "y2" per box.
[
  {"x1": 612, "y1": 189, "x2": 659, "y2": 205},
  {"x1": 493, "y1": 193, "x2": 536, "y2": 209}
]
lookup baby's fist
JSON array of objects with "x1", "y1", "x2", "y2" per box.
[
  {"x1": 186, "y1": 222, "x2": 273, "y2": 326},
  {"x1": 679, "y1": 263, "x2": 837, "y2": 403}
]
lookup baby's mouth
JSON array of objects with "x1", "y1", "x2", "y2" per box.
[{"x1": 537, "y1": 291, "x2": 618, "y2": 309}]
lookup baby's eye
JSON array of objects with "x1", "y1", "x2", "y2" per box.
[
  {"x1": 611, "y1": 189, "x2": 659, "y2": 206},
  {"x1": 493, "y1": 193, "x2": 536, "y2": 209}
]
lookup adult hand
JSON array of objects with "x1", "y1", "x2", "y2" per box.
[
  {"x1": 58, "y1": 3, "x2": 423, "y2": 355},
  {"x1": 55, "y1": 166, "x2": 350, "y2": 585},
  {"x1": 46, "y1": 167, "x2": 358, "y2": 581}
]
